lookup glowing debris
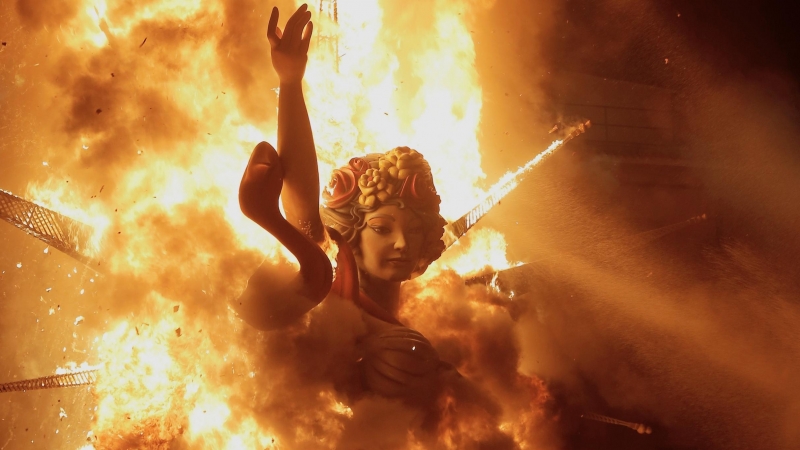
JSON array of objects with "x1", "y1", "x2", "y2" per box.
[{"x1": 582, "y1": 412, "x2": 652, "y2": 434}]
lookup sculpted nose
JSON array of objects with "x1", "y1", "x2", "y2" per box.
[{"x1": 394, "y1": 231, "x2": 407, "y2": 252}]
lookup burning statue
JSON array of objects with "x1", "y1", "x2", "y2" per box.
[
  {"x1": 235, "y1": 5, "x2": 543, "y2": 448},
  {"x1": 1, "y1": 2, "x2": 560, "y2": 448}
]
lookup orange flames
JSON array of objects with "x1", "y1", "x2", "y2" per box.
[
  {"x1": 89, "y1": 299, "x2": 276, "y2": 448},
  {"x1": 18, "y1": 0, "x2": 552, "y2": 448}
]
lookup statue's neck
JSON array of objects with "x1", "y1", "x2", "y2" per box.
[{"x1": 358, "y1": 270, "x2": 401, "y2": 314}]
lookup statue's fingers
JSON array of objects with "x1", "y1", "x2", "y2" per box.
[
  {"x1": 266, "y1": 7, "x2": 280, "y2": 47},
  {"x1": 301, "y1": 21, "x2": 313, "y2": 54},
  {"x1": 282, "y1": 5, "x2": 305, "y2": 45},
  {"x1": 284, "y1": 5, "x2": 309, "y2": 48},
  {"x1": 293, "y1": 12, "x2": 311, "y2": 47}
]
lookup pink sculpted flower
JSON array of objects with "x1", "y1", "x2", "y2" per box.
[{"x1": 324, "y1": 167, "x2": 359, "y2": 209}]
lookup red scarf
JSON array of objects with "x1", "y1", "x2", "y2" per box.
[{"x1": 328, "y1": 230, "x2": 403, "y2": 327}]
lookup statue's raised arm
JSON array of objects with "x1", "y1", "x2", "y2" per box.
[
  {"x1": 266, "y1": 4, "x2": 324, "y2": 241},
  {"x1": 237, "y1": 4, "x2": 331, "y2": 330}
]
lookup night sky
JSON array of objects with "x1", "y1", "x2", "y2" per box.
[{"x1": 551, "y1": 0, "x2": 800, "y2": 89}]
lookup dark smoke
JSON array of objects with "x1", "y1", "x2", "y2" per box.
[{"x1": 471, "y1": 1, "x2": 800, "y2": 449}]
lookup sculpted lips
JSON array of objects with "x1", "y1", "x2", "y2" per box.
[{"x1": 386, "y1": 257, "x2": 410, "y2": 265}]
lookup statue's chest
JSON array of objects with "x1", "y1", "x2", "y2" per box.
[{"x1": 357, "y1": 314, "x2": 441, "y2": 401}]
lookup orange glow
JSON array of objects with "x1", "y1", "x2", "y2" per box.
[{"x1": 22, "y1": 0, "x2": 550, "y2": 447}]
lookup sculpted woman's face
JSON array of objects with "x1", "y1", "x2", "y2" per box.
[{"x1": 355, "y1": 204, "x2": 425, "y2": 282}]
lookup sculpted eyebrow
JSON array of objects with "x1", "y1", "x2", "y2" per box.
[{"x1": 368, "y1": 215, "x2": 396, "y2": 222}]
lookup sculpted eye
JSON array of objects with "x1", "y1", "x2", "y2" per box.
[{"x1": 370, "y1": 226, "x2": 390, "y2": 235}]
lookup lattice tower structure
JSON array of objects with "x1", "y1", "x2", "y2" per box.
[
  {"x1": 0, "y1": 189, "x2": 96, "y2": 266},
  {"x1": 442, "y1": 121, "x2": 591, "y2": 249},
  {"x1": 317, "y1": 0, "x2": 339, "y2": 72},
  {"x1": 0, "y1": 369, "x2": 98, "y2": 393}
]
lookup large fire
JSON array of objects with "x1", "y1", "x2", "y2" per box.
[{"x1": 10, "y1": 0, "x2": 554, "y2": 448}]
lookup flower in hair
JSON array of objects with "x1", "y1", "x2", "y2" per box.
[{"x1": 323, "y1": 157, "x2": 369, "y2": 209}]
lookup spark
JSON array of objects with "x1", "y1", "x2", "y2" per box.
[{"x1": 581, "y1": 412, "x2": 653, "y2": 434}]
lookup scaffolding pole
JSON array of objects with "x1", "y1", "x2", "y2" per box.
[
  {"x1": 0, "y1": 189, "x2": 96, "y2": 267},
  {"x1": 0, "y1": 369, "x2": 98, "y2": 393}
]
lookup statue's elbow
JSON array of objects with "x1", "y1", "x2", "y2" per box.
[{"x1": 233, "y1": 266, "x2": 322, "y2": 330}]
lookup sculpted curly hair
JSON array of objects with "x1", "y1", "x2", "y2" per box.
[{"x1": 320, "y1": 148, "x2": 447, "y2": 277}]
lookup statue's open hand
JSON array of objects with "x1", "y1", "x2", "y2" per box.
[{"x1": 267, "y1": 4, "x2": 313, "y2": 84}]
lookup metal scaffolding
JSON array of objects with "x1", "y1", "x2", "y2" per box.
[
  {"x1": 0, "y1": 369, "x2": 98, "y2": 393},
  {"x1": 0, "y1": 189, "x2": 96, "y2": 266},
  {"x1": 465, "y1": 213, "x2": 709, "y2": 291},
  {"x1": 317, "y1": 0, "x2": 339, "y2": 72},
  {"x1": 443, "y1": 122, "x2": 591, "y2": 249}
]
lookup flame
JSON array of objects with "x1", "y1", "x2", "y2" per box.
[
  {"x1": 89, "y1": 296, "x2": 276, "y2": 448},
  {"x1": 18, "y1": 0, "x2": 552, "y2": 447},
  {"x1": 304, "y1": 0, "x2": 486, "y2": 219}
]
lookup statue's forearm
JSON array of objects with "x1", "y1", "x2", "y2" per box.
[
  {"x1": 276, "y1": 81, "x2": 325, "y2": 242},
  {"x1": 238, "y1": 141, "x2": 333, "y2": 330},
  {"x1": 244, "y1": 207, "x2": 333, "y2": 316}
]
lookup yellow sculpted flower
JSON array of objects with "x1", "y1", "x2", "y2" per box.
[
  {"x1": 358, "y1": 168, "x2": 395, "y2": 208},
  {"x1": 379, "y1": 147, "x2": 428, "y2": 181},
  {"x1": 356, "y1": 147, "x2": 432, "y2": 209}
]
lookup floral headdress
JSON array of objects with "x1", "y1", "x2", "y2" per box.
[
  {"x1": 322, "y1": 147, "x2": 447, "y2": 273},
  {"x1": 323, "y1": 147, "x2": 441, "y2": 212}
]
